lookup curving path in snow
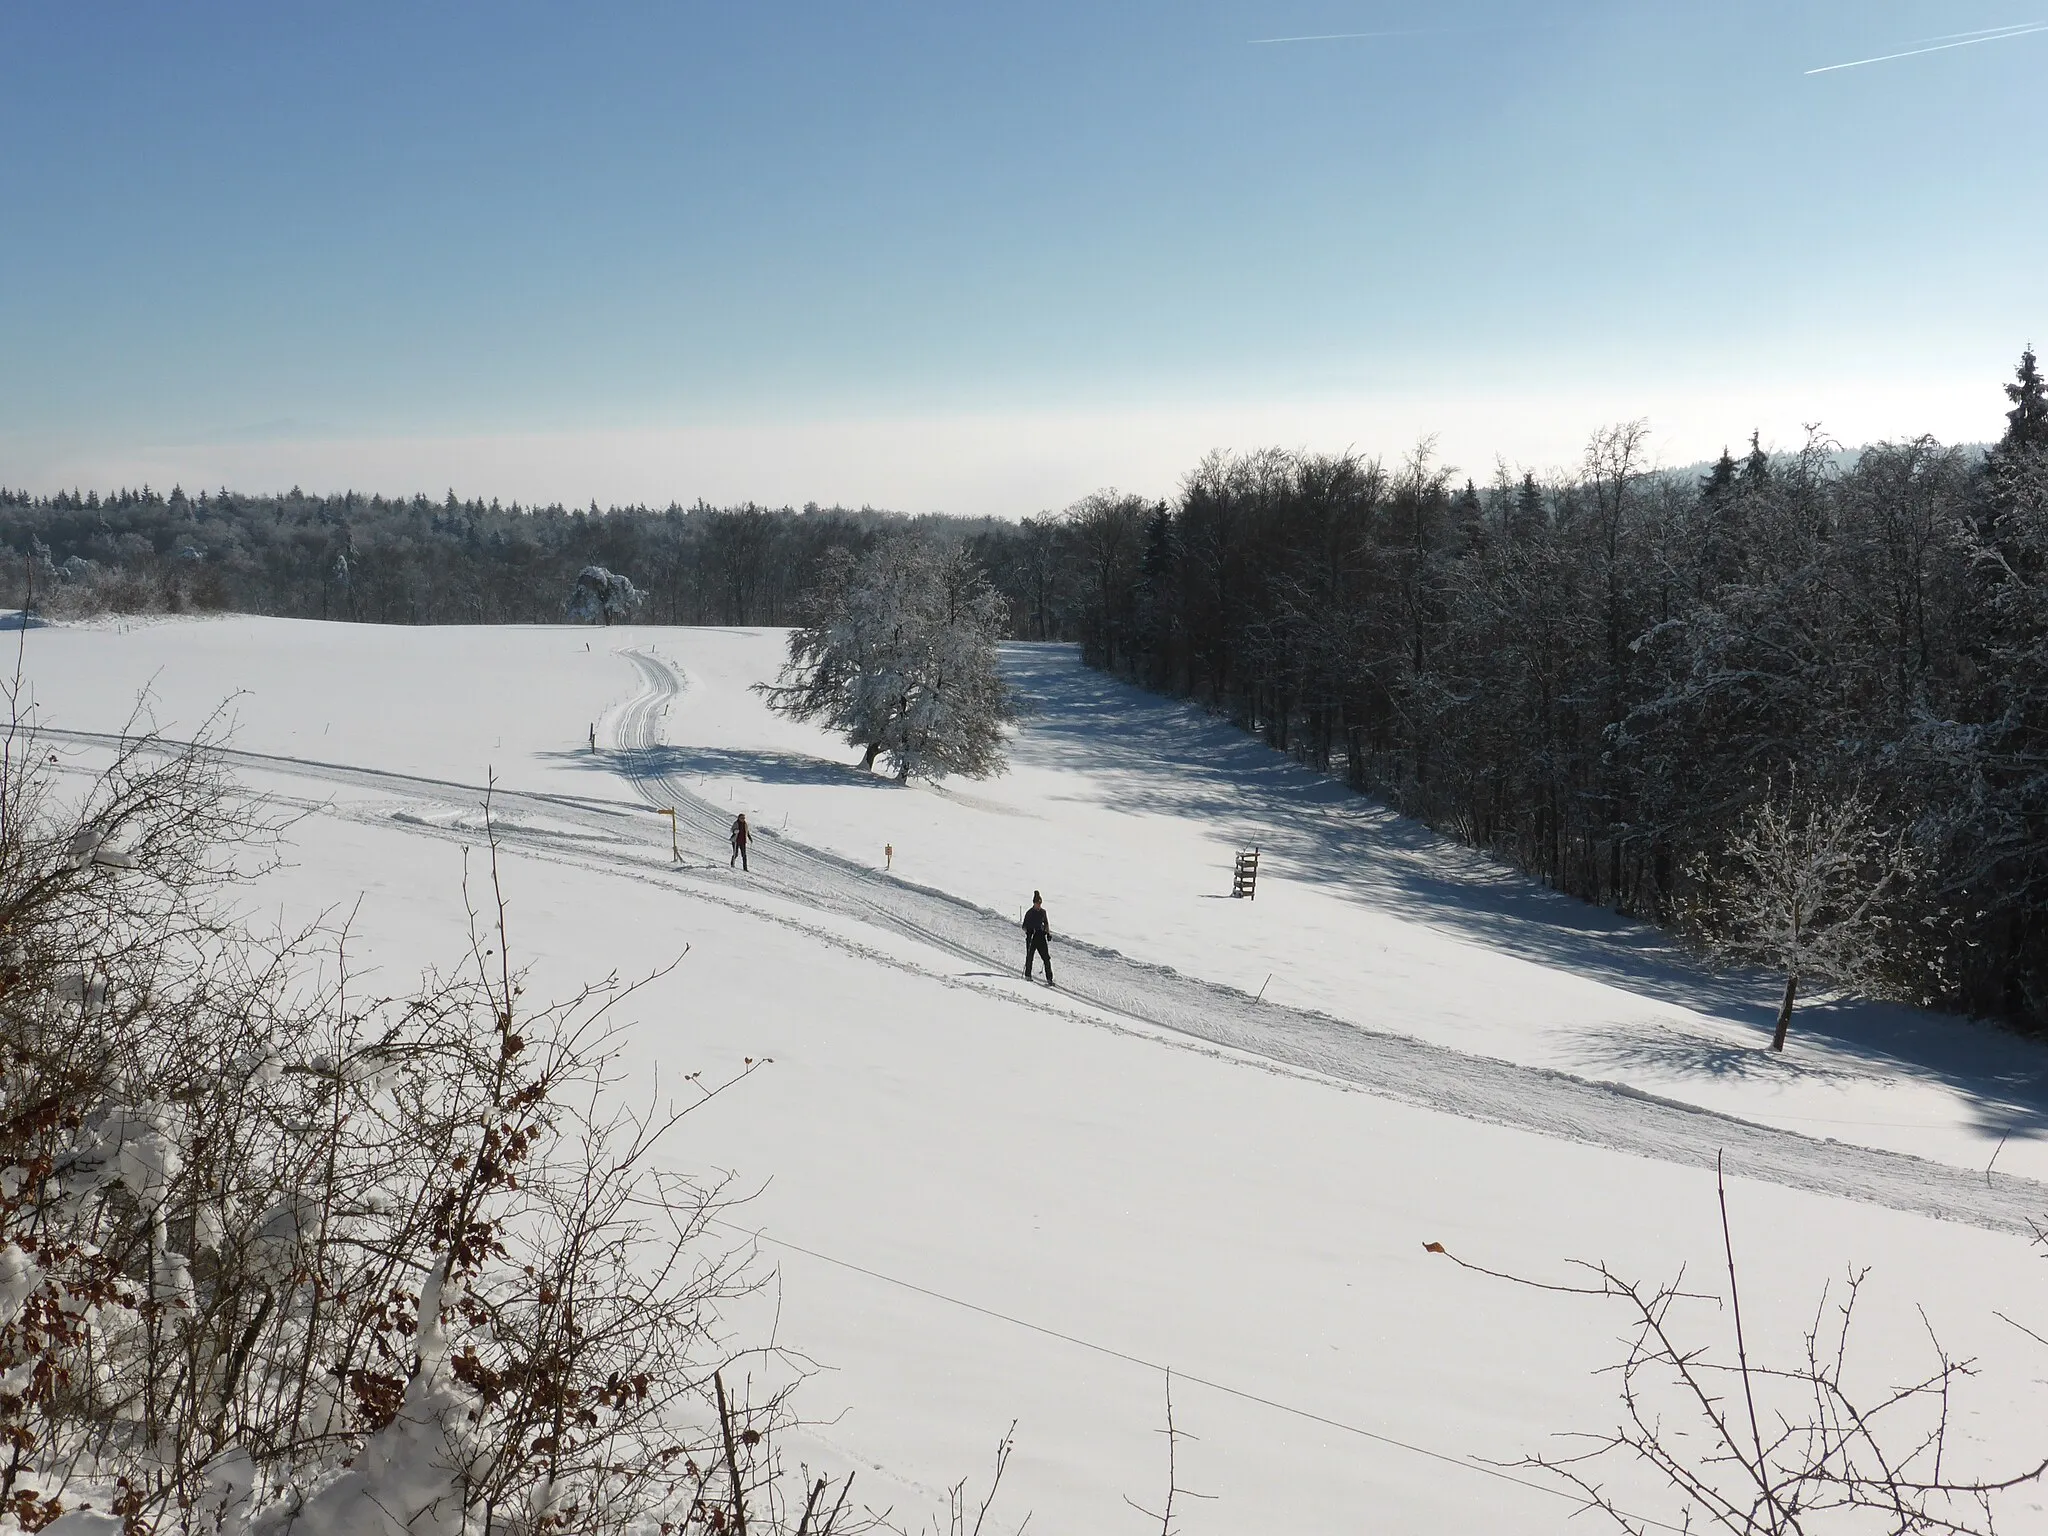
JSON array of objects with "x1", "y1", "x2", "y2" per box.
[{"x1": 49, "y1": 647, "x2": 2048, "y2": 1237}]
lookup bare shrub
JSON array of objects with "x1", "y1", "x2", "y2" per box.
[
  {"x1": 1427, "y1": 1159, "x2": 2048, "y2": 1533},
  {"x1": 0, "y1": 646, "x2": 856, "y2": 1533}
]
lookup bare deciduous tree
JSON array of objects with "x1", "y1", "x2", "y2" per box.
[{"x1": 1682, "y1": 776, "x2": 1924, "y2": 1050}]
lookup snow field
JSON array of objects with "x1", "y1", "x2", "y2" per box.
[
  {"x1": 197, "y1": 809, "x2": 2048, "y2": 1533},
  {"x1": 19, "y1": 614, "x2": 2048, "y2": 1530},
  {"x1": 29, "y1": 617, "x2": 2048, "y2": 1189}
]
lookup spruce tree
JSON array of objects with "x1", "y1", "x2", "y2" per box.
[
  {"x1": 1511, "y1": 472, "x2": 1546, "y2": 542},
  {"x1": 1738, "y1": 430, "x2": 1772, "y2": 490},
  {"x1": 2002, "y1": 344, "x2": 2048, "y2": 452},
  {"x1": 1699, "y1": 447, "x2": 1737, "y2": 503},
  {"x1": 1141, "y1": 502, "x2": 1177, "y2": 579}
]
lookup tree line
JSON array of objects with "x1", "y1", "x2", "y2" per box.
[
  {"x1": 0, "y1": 485, "x2": 1011, "y2": 628},
  {"x1": 975, "y1": 350, "x2": 2048, "y2": 1034},
  {"x1": 9, "y1": 350, "x2": 2048, "y2": 1031}
]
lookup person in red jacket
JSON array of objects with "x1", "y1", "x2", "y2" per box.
[
  {"x1": 1022, "y1": 891, "x2": 1053, "y2": 986},
  {"x1": 729, "y1": 813, "x2": 750, "y2": 871}
]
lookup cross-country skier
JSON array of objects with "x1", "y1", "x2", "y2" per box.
[
  {"x1": 730, "y1": 813, "x2": 751, "y2": 872},
  {"x1": 1022, "y1": 891, "x2": 1053, "y2": 986}
]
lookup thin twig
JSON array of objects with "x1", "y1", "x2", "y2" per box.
[{"x1": 1716, "y1": 1151, "x2": 1782, "y2": 1531}]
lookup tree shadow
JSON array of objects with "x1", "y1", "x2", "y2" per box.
[
  {"x1": 0, "y1": 611, "x2": 48, "y2": 630},
  {"x1": 1569, "y1": 1013, "x2": 2048, "y2": 1141},
  {"x1": 538, "y1": 744, "x2": 896, "y2": 790},
  {"x1": 1568, "y1": 1019, "x2": 1883, "y2": 1089},
  {"x1": 1001, "y1": 642, "x2": 2048, "y2": 1139}
]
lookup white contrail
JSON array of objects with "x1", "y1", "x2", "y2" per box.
[
  {"x1": 1250, "y1": 19, "x2": 1561, "y2": 46},
  {"x1": 1807, "y1": 21, "x2": 2048, "y2": 73},
  {"x1": 1905, "y1": 21, "x2": 2043, "y2": 43},
  {"x1": 1249, "y1": 27, "x2": 1439, "y2": 44}
]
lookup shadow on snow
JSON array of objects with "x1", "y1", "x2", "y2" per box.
[
  {"x1": 542, "y1": 744, "x2": 896, "y2": 790},
  {"x1": 1000, "y1": 641, "x2": 2048, "y2": 1144}
]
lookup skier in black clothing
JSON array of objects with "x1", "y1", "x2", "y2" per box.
[
  {"x1": 1022, "y1": 891, "x2": 1053, "y2": 986},
  {"x1": 730, "y1": 813, "x2": 750, "y2": 872}
]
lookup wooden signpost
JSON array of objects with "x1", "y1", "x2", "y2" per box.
[{"x1": 1232, "y1": 847, "x2": 1260, "y2": 899}]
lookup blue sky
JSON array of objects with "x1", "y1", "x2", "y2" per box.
[{"x1": 3, "y1": 3, "x2": 2043, "y2": 512}]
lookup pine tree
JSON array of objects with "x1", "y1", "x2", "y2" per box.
[
  {"x1": 1511, "y1": 472, "x2": 1546, "y2": 542},
  {"x1": 1141, "y1": 503, "x2": 1176, "y2": 580},
  {"x1": 1698, "y1": 447, "x2": 1737, "y2": 503},
  {"x1": 2002, "y1": 344, "x2": 2048, "y2": 453},
  {"x1": 1455, "y1": 477, "x2": 1483, "y2": 524},
  {"x1": 1738, "y1": 430, "x2": 1772, "y2": 490}
]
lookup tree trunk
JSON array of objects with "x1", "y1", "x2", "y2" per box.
[
  {"x1": 1770, "y1": 972, "x2": 1799, "y2": 1051},
  {"x1": 860, "y1": 743, "x2": 880, "y2": 771}
]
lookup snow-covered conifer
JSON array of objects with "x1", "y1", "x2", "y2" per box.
[{"x1": 2001, "y1": 344, "x2": 2048, "y2": 454}]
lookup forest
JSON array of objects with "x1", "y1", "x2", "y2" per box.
[
  {"x1": 6, "y1": 347, "x2": 2048, "y2": 1031},
  {"x1": 0, "y1": 488, "x2": 1004, "y2": 627},
  {"x1": 1021, "y1": 351, "x2": 2048, "y2": 1035}
]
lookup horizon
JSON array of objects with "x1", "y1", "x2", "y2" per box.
[
  {"x1": 4, "y1": 3, "x2": 2042, "y2": 516},
  {"x1": 6, "y1": 424, "x2": 1998, "y2": 518}
]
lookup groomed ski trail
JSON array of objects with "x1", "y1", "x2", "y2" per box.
[
  {"x1": 44, "y1": 647, "x2": 2048, "y2": 1238},
  {"x1": 601, "y1": 650, "x2": 2048, "y2": 1238}
]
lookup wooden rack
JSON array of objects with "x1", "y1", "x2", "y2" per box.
[{"x1": 1232, "y1": 847, "x2": 1260, "y2": 899}]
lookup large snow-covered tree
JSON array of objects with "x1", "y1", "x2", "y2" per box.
[
  {"x1": 564, "y1": 565, "x2": 644, "y2": 625},
  {"x1": 757, "y1": 536, "x2": 1014, "y2": 781},
  {"x1": 891, "y1": 543, "x2": 1014, "y2": 779}
]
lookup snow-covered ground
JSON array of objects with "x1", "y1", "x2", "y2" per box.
[{"x1": 19, "y1": 616, "x2": 2048, "y2": 1532}]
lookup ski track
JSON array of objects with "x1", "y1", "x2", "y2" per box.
[{"x1": 47, "y1": 648, "x2": 2048, "y2": 1239}]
